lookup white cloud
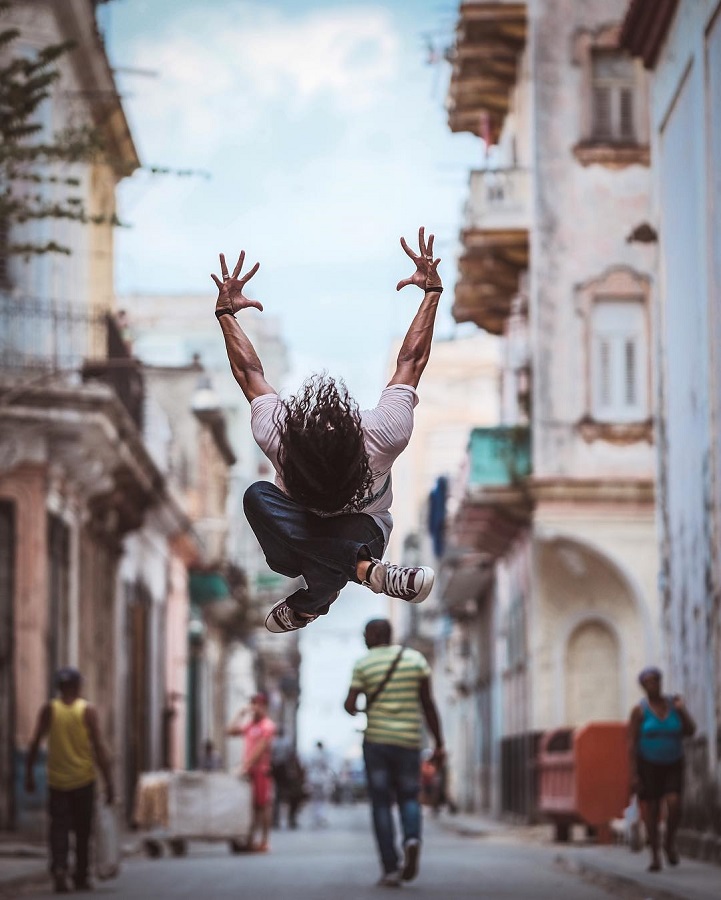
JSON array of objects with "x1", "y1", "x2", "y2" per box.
[{"x1": 122, "y1": 4, "x2": 399, "y2": 160}]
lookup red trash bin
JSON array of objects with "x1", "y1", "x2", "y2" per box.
[{"x1": 538, "y1": 722, "x2": 629, "y2": 843}]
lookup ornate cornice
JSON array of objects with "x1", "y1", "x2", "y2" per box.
[{"x1": 529, "y1": 476, "x2": 654, "y2": 506}]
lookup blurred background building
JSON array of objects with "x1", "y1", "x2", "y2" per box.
[
  {"x1": 0, "y1": 0, "x2": 299, "y2": 836},
  {"x1": 383, "y1": 0, "x2": 719, "y2": 857}
]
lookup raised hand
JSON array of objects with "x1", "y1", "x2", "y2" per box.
[
  {"x1": 396, "y1": 226, "x2": 442, "y2": 292},
  {"x1": 211, "y1": 251, "x2": 264, "y2": 315}
]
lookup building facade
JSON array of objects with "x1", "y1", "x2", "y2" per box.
[
  {"x1": 442, "y1": 0, "x2": 660, "y2": 816},
  {"x1": 621, "y1": 0, "x2": 721, "y2": 854},
  {"x1": 118, "y1": 294, "x2": 302, "y2": 753}
]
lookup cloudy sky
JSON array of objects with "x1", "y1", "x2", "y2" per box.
[
  {"x1": 105, "y1": 0, "x2": 479, "y2": 757},
  {"x1": 107, "y1": 0, "x2": 479, "y2": 408}
]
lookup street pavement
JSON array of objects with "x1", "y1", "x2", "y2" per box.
[
  {"x1": 16, "y1": 804, "x2": 615, "y2": 900},
  {"x1": 7, "y1": 803, "x2": 721, "y2": 899}
]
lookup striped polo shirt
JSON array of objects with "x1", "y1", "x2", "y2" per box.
[{"x1": 351, "y1": 644, "x2": 431, "y2": 749}]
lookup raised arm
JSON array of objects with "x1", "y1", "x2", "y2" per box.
[
  {"x1": 211, "y1": 251, "x2": 276, "y2": 402},
  {"x1": 226, "y1": 705, "x2": 251, "y2": 736},
  {"x1": 388, "y1": 226, "x2": 443, "y2": 389}
]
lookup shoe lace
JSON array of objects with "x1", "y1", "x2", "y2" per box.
[
  {"x1": 385, "y1": 565, "x2": 415, "y2": 598},
  {"x1": 274, "y1": 604, "x2": 298, "y2": 630}
]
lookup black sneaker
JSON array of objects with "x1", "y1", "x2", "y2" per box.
[
  {"x1": 363, "y1": 560, "x2": 434, "y2": 604},
  {"x1": 401, "y1": 838, "x2": 421, "y2": 881},
  {"x1": 265, "y1": 600, "x2": 318, "y2": 634}
]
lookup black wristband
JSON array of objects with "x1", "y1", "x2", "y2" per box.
[
  {"x1": 424, "y1": 285, "x2": 443, "y2": 293},
  {"x1": 215, "y1": 307, "x2": 236, "y2": 320}
]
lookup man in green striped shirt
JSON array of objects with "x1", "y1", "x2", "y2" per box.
[{"x1": 344, "y1": 619, "x2": 444, "y2": 887}]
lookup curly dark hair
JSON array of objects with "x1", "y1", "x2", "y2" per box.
[{"x1": 276, "y1": 374, "x2": 374, "y2": 513}]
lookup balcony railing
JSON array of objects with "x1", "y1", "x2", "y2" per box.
[
  {"x1": 0, "y1": 295, "x2": 107, "y2": 372},
  {"x1": 468, "y1": 426, "x2": 531, "y2": 487},
  {"x1": 0, "y1": 295, "x2": 144, "y2": 429},
  {"x1": 465, "y1": 168, "x2": 531, "y2": 232}
]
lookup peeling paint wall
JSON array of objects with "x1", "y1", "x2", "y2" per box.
[{"x1": 646, "y1": 0, "x2": 721, "y2": 835}]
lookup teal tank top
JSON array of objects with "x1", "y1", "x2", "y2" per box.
[{"x1": 638, "y1": 698, "x2": 683, "y2": 764}]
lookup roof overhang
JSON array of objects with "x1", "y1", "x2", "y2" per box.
[
  {"x1": 57, "y1": 0, "x2": 141, "y2": 177},
  {"x1": 619, "y1": 0, "x2": 679, "y2": 69}
]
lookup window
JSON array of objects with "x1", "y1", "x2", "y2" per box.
[
  {"x1": 572, "y1": 26, "x2": 649, "y2": 168},
  {"x1": 591, "y1": 298, "x2": 646, "y2": 421},
  {"x1": 591, "y1": 50, "x2": 636, "y2": 142}
]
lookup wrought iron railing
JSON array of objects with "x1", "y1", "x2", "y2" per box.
[{"x1": 0, "y1": 295, "x2": 144, "y2": 428}]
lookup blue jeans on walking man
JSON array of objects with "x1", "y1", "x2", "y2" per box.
[
  {"x1": 363, "y1": 741, "x2": 422, "y2": 875},
  {"x1": 243, "y1": 481, "x2": 385, "y2": 616}
]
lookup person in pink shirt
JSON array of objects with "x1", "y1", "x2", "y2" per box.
[
  {"x1": 227, "y1": 693, "x2": 276, "y2": 851},
  {"x1": 211, "y1": 227, "x2": 443, "y2": 635}
]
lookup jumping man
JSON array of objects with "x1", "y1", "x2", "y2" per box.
[{"x1": 212, "y1": 227, "x2": 442, "y2": 633}]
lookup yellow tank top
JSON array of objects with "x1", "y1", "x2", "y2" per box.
[{"x1": 47, "y1": 698, "x2": 96, "y2": 790}]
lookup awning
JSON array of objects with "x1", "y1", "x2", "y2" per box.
[{"x1": 189, "y1": 570, "x2": 230, "y2": 605}]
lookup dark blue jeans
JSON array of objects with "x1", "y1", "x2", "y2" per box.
[
  {"x1": 363, "y1": 741, "x2": 422, "y2": 875},
  {"x1": 243, "y1": 481, "x2": 385, "y2": 616}
]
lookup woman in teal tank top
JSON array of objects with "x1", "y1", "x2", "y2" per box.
[{"x1": 628, "y1": 667, "x2": 696, "y2": 873}]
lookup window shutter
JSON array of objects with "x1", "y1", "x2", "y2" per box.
[
  {"x1": 592, "y1": 86, "x2": 612, "y2": 139},
  {"x1": 624, "y1": 339, "x2": 637, "y2": 405},
  {"x1": 599, "y1": 338, "x2": 612, "y2": 407},
  {"x1": 619, "y1": 88, "x2": 635, "y2": 141},
  {"x1": 591, "y1": 299, "x2": 646, "y2": 421},
  {"x1": 591, "y1": 50, "x2": 636, "y2": 143}
]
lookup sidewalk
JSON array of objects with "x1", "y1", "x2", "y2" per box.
[
  {"x1": 0, "y1": 838, "x2": 47, "y2": 897},
  {"x1": 0, "y1": 831, "x2": 143, "y2": 897},
  {"x1": 435, "y1": 812, "x2": 720, "y2": 900},
  {"x1": 554, "y1": 844, "x2": 720, "y2": 900}
]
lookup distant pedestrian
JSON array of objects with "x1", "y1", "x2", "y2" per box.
[
  {"x1": 226, "y1": 693, "x2": 276, "y2": 852},
  {"x1": 344, "y1": 619, "x2": 445, "y2": 888},
  {"x1": 270, "y1": 728, "x2": 294, "y2": 828},
  {"x1": 628, "y1": 666, "x2": 696, "y2": 872},
  {"x1": 306, "y1": 741, "x2": 333, "y2": 827},
  {"x1": 283, "y1": 751, "x2": 308, "y2": 830},
  {"x1": 25, "y1": 667, "x2": 115, "y2": 894},
  {"x1": 200, "y1": 739, "x2": 222, "y2": 772},
  {"x1": 211, "y1": 227, "x2": 443, "y2": 634}
]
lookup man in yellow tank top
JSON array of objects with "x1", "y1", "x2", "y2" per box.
[{"x1": 25, "y1": 668, "x2": 114, "y2": 893}]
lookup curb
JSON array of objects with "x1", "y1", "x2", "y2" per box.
[
  {"x1": 432, "y1": 816, "x2": 489, "y2": 839},
  {"x1": 554, "y1": 852, "x2": 692, "y2": 900}
]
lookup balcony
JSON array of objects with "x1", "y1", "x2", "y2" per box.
[
  {"x1": 453, "y1": 170, "x2": 529, "y2": 335},
  {"x1": 453, "y1": 225, "x2": 529, "y2": 335},
  {"x1": 468, "y1": 426, "x2": 531, "y2": 487},
  {"x1": 447, "y1": 427, "x2": 533, "y2": 571},
  {"x1": 466, "y1": 168, "x2": 530, "y2": 232},
  {"x1": 0, "y1": 295, "x2": 144, "y2": 429},
  {"x1": 447, "y1": 1, "x2": 527, "y2": 141}
]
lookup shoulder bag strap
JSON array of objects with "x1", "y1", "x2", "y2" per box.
[{"x1": 365, "y1": 645, "x2": 405, "y2": 712}]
